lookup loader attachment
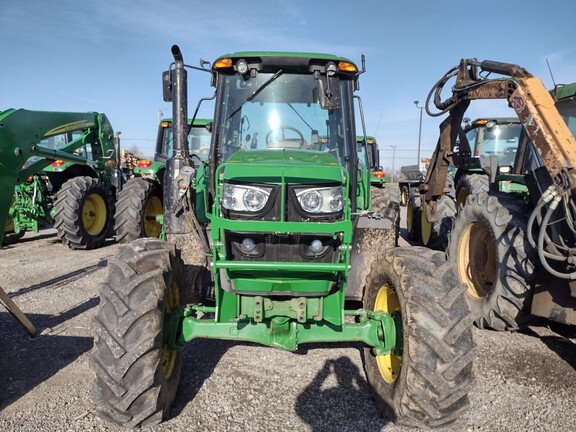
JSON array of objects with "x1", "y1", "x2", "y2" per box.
[
  {"x1": 0, "y1": 108, "x2": 114, "y2": 335},
  {"x1": 0, "y1": 108, "x2": 114, "y2": 244}
]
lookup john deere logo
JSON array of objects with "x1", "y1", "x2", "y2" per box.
[{"x1": 46, "y1": 121, "x2": 95, "y2": 136}]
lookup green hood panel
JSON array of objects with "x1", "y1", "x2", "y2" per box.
[{"x1": 222, "y1": 149, "x2": 345, "y2": 183}]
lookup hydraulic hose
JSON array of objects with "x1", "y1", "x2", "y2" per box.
[{"x1": 537, "y1": 194, "x2": 576, "y2": 279}]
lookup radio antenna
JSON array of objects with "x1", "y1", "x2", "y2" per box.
[{"x1": 546, "y1": 58, "x2": 557, "y2": 89}]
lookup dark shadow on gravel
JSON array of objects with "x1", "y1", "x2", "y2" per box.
[
  {"x1": 521, "y1": 319, "x2": 576, "y2": 371},
  {"x1": 169, "y1": 338, "x2": 236, "y2": 417},
  {"x1": 0, "y1": 311, "x2": 93, "y2": 410},
  {"x1": 295, "y1": 351, "x2": 386, "y2": 432},
  {"x1": 15, "y1": 231, "x2": 58, "y2": 243},
  {"x1": 9, "y1": 261, "x2": 107, "y2": 298}
]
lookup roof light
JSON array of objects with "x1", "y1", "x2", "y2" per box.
[
  {"x1": 236, "y1": 60, "x2": 249, "y2": 74},
  {"x1": 137, "y1": 160, "x2": 153, "y2": 168},
  {"x1": 214, "y1": 58, "x2": 233, "y2": 69},
  {"x1": 475, "y1": 119, "x2": 488, "y2": 125},
  {"x1": 421, "y1": 158, "x2": 431, "y2": 163},
  {"x1": 367, "y1": 138, "x2": 374, "y2": 144},
  {"x1": 161, "y1": 121, "x2": 171, "y2": 128},
  {"x1": 338, "y1": 61, "x2": 357, "y2": 73}
]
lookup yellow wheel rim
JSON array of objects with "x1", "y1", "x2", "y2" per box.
[
  {"x1": 400, "y1": 190, "x2": 408, "y2": 206},
  {"x1": 458, "y1": 221, "x2": 496, "y2": 299},
  {"x1": 420, "y1": 206, "x2": 432, "y2": 245},
  {"x1": 374, "y1": 285, "x2": 402, "y2": 384},
  {"x1": 162, "y1": 279, "x2": 180, "y2": 379},
  {"x1": 82, "y1": 193, "x2": 107, "y2": 235},
  {"x1": 144, "y1": 196, "x2": 163, "y2": 238}
]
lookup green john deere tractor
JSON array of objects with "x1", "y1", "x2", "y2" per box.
[
  {"x1": 90, "y1": 46, "x2": 475, "y2": 429},
  {"x1": 0, "y1": 109, "x2": 119, "y2": 249},
  {"x1": 114, "y1": 117, "x2": 212, "y2": 243}
]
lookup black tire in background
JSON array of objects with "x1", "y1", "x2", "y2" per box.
[
  {"x1": 362, "y1": 246, "x2": 475, "y2": 428},
  {"x1": 399, "y1": 186, "x2": 409, "y2": 206},
  {"x1": 406, "y1": 193, "x2": 421, "y2": 241},
  {"x1": 53, "y1": 176, "x2": 114, "y2": 250},
  {"x1": 91, "y1": 238, "x2": 185, "y2": 428},
  {"x1": 455, "y1": 173, "x2": 489, "y2": 208},
  {"x1": 448, "y1": 192, "x2": 535, "y2": 330},
  {"x1": 420, "y1": 194, "x2": 457, "y2": 251},
  {"x1": 115, "y1": 177, "x2": 163, "y2": 243}
]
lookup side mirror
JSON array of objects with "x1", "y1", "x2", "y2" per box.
[
  {"x1": 317, "y1": 75, "x2": 341, "y2": 110},
  {"x1": 162, "y1": 70, "x2": 172, "y2": 102}
]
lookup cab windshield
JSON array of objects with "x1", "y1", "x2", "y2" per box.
[
  {"x1": 159, "y1": 125, "x2": 212, "y2": 161},
  {"x1": 215, "y1": 72, "x2": 354, "y2": 168},
  {"x1": 465, "y1": 122, "x2": 523, "y2": 166}
]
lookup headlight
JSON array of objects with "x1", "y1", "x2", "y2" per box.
[
  {"x1": 222, "y1": 183, "x2": 272, "y2": 212},
  {"x1": 295, "y1": 186, "x2": 343, "y2": 214}
]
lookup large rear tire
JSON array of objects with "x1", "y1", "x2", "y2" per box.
[
  {"x1": 53, "y1": 176, "x2": 114, "y2": 250},
  {"x1": 91, "y1": 238, "x2": 184, "y2": 428},
  {"x1": 115, "y1": 177, "x2": 163, "y2": 243},
  {"x1": 362, "y1": 247, "x2": 475, "y2": 428},
  {"x1": 448, "y1": 192, "x2": 535, "y2": 330}
]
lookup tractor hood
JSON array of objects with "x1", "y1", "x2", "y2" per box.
[{"x1": 221, "y1": 149, "x2": 345, "y2": 184}]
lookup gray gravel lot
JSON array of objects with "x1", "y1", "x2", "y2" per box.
[{"x1": 0, "y1": 222, "x2": 575, "y2": 432}]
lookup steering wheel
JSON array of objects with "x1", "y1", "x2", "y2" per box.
[{"x1": 266, "y1": 126, "x2": 305, "y2": 148}]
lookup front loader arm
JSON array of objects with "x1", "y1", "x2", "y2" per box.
[
  {"x1": 422, "y1": 58, "x2": 576, "y2": 208},
  {"x1": 0, "y1": 109, "x2": 114, "y2": 244}
]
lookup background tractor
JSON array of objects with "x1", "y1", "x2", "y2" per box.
[
  {"x1": 90, "y1": 46, "x2": 475, "y2": 429},
  {"x1": 0, "y1": 109, "x2": 122, "y2": 334},
  {"x1": 357, "y1": 135, "x2": 400, "y2": 216},
  {"x1": 114, "y1": 117, "x2": 212, "y2": 243},
  {"x1": 414, "y1": 59, "x2": 576, "y2": 331},
  {"x1": 0, "y1": 109, "x2": 120, "y2": 250}
]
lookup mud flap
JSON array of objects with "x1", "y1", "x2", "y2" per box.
[{"x1": 345, "y1": 215, "x2": 396, "y2": 301}]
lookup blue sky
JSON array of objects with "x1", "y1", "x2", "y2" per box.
[{"x1": 2, "y1": 0, "x2": 575, "y2": 171}]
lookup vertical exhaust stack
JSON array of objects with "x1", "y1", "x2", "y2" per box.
[
  {"x1": 164, "y1": 44, "x2": 193, "y2": 235},
  {"x1": 171, "y1": 44, "x2": 189, "y2": 160}
]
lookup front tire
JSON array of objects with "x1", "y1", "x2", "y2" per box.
[
  {"x1": 362, "y1": 247, "x2": 475, "y2": 428},
  {"x1": 91, "y1": 238, "x2": 184, "y2": 428},
  {"x1": 448, "y1": 192, "x2": 535, "y2": 330},
  {"x1": 115, "y1": 177, "x2": 163, "y2": 243},
  {"x1": 53, "y1": 176, "x2": 114, "y2": 249}
]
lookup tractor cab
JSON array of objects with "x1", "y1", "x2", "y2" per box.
[{"x1": 208, "y1": 53, "x2": 362, "y2": 212}]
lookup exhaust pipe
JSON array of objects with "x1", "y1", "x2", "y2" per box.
[{"x1": 164, "y1": 44, "x2": 193, "y2": 235}]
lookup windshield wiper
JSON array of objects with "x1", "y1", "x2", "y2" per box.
[{"x1": 227, "y1": 70, "x2": 284, "y2": 120}]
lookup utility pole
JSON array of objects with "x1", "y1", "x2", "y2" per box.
[
  {"x1": 390, "y1": 145, "x2": 397, "y2": 183},
  {"x1": 414, "y1": 100, "x2": 424, "y2": 164}
]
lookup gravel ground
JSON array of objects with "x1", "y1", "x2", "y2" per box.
[{"x1": 1, "y1": 222, "x2": 575, "y2": 432}]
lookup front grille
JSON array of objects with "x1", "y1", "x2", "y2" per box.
[{"x1": 226, "y1": 231, "x2": 340, "y2": 263}]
